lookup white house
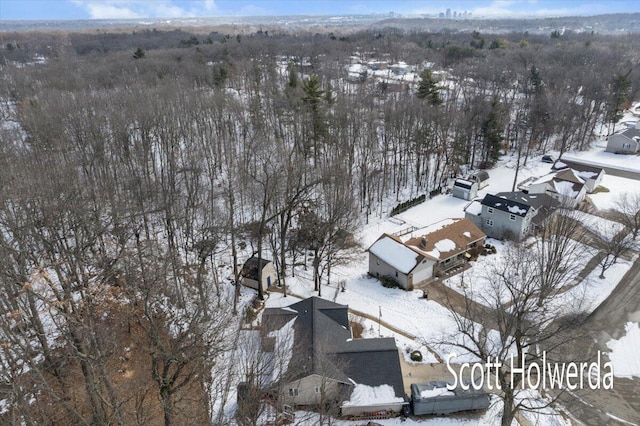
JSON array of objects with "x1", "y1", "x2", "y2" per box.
[
  {"x1": 368, "y1": 219, "x2": 486, "y2": 289},
  {"x1": 367, "y1": 234, "x2": 434, "y2": 290},
  {"x1": 522, "y1": 168, "x2": 587, "y2": 208},
  {"x1": 551, "y1": 160, "x2": 605, "y2": 193}
]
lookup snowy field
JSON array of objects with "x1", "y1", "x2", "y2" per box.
[
  {"x1": 588, "y1": 173, "x2": 640, "y2": 210},
  {"x1": 267, "y1": 262, "x2": 479, "y2": 361}
]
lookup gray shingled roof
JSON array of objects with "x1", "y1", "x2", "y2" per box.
[
  {"x1": 481, "y1": 193, "x2": 531, "y2": 217},
  {"x1": 262, "y1": 297, "x2": 406, "y2": 398}
]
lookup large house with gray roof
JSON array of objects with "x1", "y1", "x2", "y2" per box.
[
  {"x1": 465, "y1": 192, "x2": 560, "y2": 240},
  {"x1": 261, "y1": 297, "x2": 406, "y2": 416},
  {"x1": 605, "y1": 122, "x2": 640, "y2": 154}
]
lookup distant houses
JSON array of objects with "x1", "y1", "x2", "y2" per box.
[{"x1": 368, "y1": 218, "x2": 486, "y2": 289}]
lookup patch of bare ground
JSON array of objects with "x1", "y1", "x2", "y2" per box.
[{"x1": 2, "y1": 294, "x2": 209, "y2": 425}]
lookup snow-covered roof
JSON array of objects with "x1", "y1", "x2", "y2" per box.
[
  {"x1": 454, "y1": 179, "x2": 475, "y2": 189},
  {"x1": 368, "y1": 235, "x2": 421, "y2": 274},
  {"x1": 342, "y1": 384, "x2": 404, "y2": 407},
  {"x1": 420, "y1": 386, "x2": 455, "y2": 398},
  {"x1": 481, "y1": 194, "x2": 531, "y2": 217},
  {"x1": 405, "y1": 218, "x2": 486, "y2": 261},
  {"x1": 553, "y1": 180, "x2": 582, "y2": 197},
  {"x1": 463, "y1": 200, "x2": 482, "y2": 216}
]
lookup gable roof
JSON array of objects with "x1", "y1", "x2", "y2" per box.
[
  {"x1": 494, "y1": 192, "x2": 560, "y2": 225},
  {"x1": 551, "y1": 160, "x2": 604, "y2": 179},
  {"x1": 481, "y1": 193, "x2": 532, "y2": 217},
  {"x1": 528, "y1": 169, "x2": 586, "y2": 197},
  {"x1": 554, "y1": 168, "x2": 585, "y2": 185},
  {"x1": 621, "y1": 127, "x2": 640, "y2": 140},
  {"x1": 494, "y1": 191, "x2": 560, "y2": 211},
  {"x1": 262, "y1": 297, "x2": 405, "y2": 397},
  {"x1": 368, "y1": 234, "x2": 424, "y2": 274},
  {"x1": 240, "y1": 256, "x2": 273, "y2": 281},
  {"x1": 404, "y1": 218, "x2": 485, "y2": 261}
]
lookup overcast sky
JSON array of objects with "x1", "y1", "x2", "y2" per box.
[{"x1": 1, "y1": 0, "x2": 639, "y2": 21}]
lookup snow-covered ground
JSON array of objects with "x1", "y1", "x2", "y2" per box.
[
  {"x1": 267, "y1": 263, "x2": 476, "y2": 361},
  {"x1": 551, "y1": 255, "x2": 635, "y2": 315},
  {"x1": 588, "y1": 173, "x2": 640, "y2": 210},
  {"x1": 606, "y1": 322, "x2": 640, "y2": 378}
]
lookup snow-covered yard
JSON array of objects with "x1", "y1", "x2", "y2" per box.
[{"x1": 606, "y1": 322, "x2": 640, "y2": 378}]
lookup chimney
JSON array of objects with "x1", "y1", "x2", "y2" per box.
[{"x1": 420, "y1": 237, "x2": 427, "y2": 248}]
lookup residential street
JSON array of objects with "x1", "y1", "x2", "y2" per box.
[
  {"x1": 553, "y1": 255, "x2": 640, "y2": 425},
  {"x1": 559, "y1": 157, "x2": 640, "y2": 181}
]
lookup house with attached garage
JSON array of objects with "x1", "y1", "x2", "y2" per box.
[
  {"x1": 368, "y1": 218, "x2": 486, "y2": 289},
  {"x1": 259, "y1": 297, "x2": 406, "y2": 417},
  {"x1": 518, "y1": 168, "x2": 587, "y2": 208},
  {"x1": 605, "y1": 122, "x2": 640, "y2": 154},
  {"x1": 551, "y1": 160, "x2": 605, "y2": 193},
  {"x1": 465, "y1": 192, "x2": 560, "y2": 240}
]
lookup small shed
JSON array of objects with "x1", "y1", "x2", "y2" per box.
[
  {"x1": 469, "y1": 171, "x2": 490, "y2": 190},
  {"x1": 452, "y1": 179, "x2": 478, "y2": 201},
  {"x1": 411, "y1": 381, "x2": 490, "y2": 416},
  {"x1": 240, "y1": 257, "x2": 277, "y2": 293}
]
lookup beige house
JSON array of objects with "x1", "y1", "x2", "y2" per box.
[
  {"x1": 368, "y1": 218, "x2": 486, "y2": 289},
  {"x1": 240, "y1": 257, "x2": 277, "y2": 292}
]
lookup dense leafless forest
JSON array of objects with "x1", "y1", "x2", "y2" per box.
[{"x1": 0, "y1": 24, "x2": 639, "y2": 424}]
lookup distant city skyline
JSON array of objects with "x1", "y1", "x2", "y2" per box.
[{"x1": 1, "y1": 0, "x2": 640, "y2": 21}]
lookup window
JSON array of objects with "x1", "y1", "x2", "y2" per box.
[
  {"x1": 509, "y1": 214, "x2": 516, "y2": 221},
  {"x1": 623, "y1": 142, "x2": 632, "y2": 150},
  {"x1": 315, "y1": 387, "x2": 321, "y2": 393},
  {"x1": 376, "y1": 259, "x2": 380, "y2": 265},
  {"x1": 485, "y1": 219, "x2": 494, "y2": 227},
  {"x1": 288, "y1": 388, "x2": 298, "y2": 397},
  {"x1": 487, "y1": 207, "x2": 494, "y2": 214},
  {"x1": 395, "y1": 271, "x2": 398, "y2": 277}
]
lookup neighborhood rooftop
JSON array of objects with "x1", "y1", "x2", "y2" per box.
[
  {"x1": 481, "y1": 193, "x2": 531, "y2": 217},
  {"x1": 262, "y1": 297, "x2": 405, "y2": 398},
  {"x1": 404, "y1": 218, "x2": 485, "y2": 261}
]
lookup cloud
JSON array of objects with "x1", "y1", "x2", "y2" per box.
[{"x1": 70, "y1": 0, "x2": 218, "y2": 19}]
